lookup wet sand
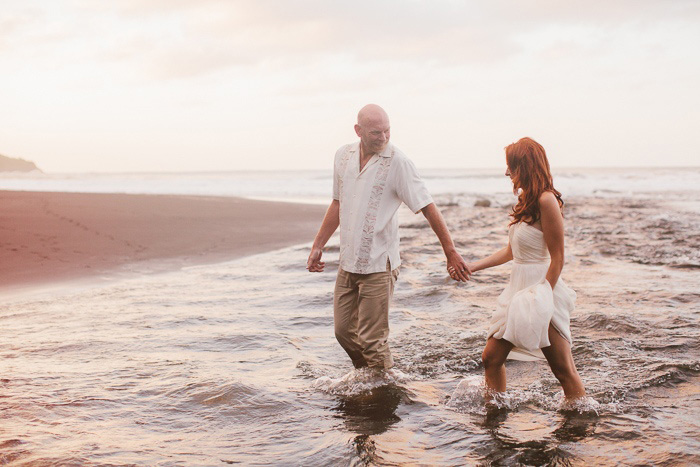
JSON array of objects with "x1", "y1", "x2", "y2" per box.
[{"x1": 0, "y1": 191, "x2": 327, "y2": 291}]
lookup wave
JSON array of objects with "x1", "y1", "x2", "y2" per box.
[{"x1": 574, "y1": 312, "x2": 649, "y2": 334}]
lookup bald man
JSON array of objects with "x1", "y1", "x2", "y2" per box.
[{"x1": 307, "y1": 104, "x2": 470, "y2": 370}]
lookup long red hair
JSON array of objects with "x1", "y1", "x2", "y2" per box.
[{"x1": 506, "y1": 137, "x2": 563, "y2": 226}]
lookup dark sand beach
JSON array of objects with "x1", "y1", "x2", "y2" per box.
[{"x1": 0, "y1": 190, "x2": 326, "y2": 290}]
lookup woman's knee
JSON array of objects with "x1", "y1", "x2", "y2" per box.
[
  {"x1": 482, "y1": 348, "x2": 505, "y2": 370},
  {"x1": 549, "y1": 362, "x2": 577, "y2": 384}
]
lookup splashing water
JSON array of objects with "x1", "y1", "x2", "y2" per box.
[
  {"x1": 312, "y1": 367, "x2": 412, "y2": 396},
  {"x1": 447, "y1": 375, "x2": 600, "y2": 416}
]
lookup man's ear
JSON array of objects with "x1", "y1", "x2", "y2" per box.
[{"x1": 354, "y1": 124, "x2": 361, "y2": 137}]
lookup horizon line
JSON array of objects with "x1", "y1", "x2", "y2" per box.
[{"x1": 8, "y1": 164, "x2": 699, "y2": 176}]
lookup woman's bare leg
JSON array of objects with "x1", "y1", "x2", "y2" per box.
[
  {"x1": 541, "y1": 324, "x2": 586, "y2": 400},
  {"x1": 482, "y1": 337, "x2": 514, "y2": 393}
]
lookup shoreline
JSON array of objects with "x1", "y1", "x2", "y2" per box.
[{"x1": 0, "y1": 190, "x2": 327, "y2": 294}]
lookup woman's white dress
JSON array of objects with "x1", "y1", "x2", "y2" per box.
[{"x1": 487, "y1": 222, "x2": 577, "y2": 361}]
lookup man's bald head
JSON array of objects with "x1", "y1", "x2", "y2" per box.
[
  {"x1": 357, "y1": 104, "x2": 390, "y2": 127},
  {"x1": 355, "y1": 104, "x2": 391, "y2": 156}
]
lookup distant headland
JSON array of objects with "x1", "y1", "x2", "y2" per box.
[{"x1": 0, "y1": 154, "x2": 42, "y2": 172}]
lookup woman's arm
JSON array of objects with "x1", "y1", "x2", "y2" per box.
[
  {"x1": 540, "y1": 191, "x2": 565, "y2": 288},
  {"x1": 467, "y1": 243, "x2": 513, "y2": 273}
]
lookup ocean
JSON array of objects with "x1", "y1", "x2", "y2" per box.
[
  {"x1": 1, "y1": 167, "x2": 699, "y2": 204},
  {"x1": 1, "y1": 167, "x2": 699, "y2": 465}
]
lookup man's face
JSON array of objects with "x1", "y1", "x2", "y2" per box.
[{"x1": 355, "y1": 118, "x2": 390, "y2": 155}]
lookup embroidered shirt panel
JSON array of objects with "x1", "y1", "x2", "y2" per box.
[{"x1": 332, "y1": 142, "x2": 433, "y2": 274}]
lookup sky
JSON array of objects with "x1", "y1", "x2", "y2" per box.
[{"x1": 1, "y1": 0, "x2": 699, "y2": 173}]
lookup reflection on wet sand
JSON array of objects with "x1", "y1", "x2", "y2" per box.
[
  {"x1": 334, "y1": 385, "x2": 405, "y2": 436},
  {"x1": 333, "y1": 384, "x2": 405, "y2": 464},
  {"x1": 478, "y1": 406, "x2": 598, "y2": 465}
]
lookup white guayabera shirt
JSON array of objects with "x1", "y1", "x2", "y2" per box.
[{"x1": 333, "y1": 141, "x2": 433, "y2": 274}]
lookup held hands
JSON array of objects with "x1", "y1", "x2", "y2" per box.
[
  {"x1": 306, "y1": 247, "x2": 325, "y2": 272},
  {"x1": 446, "y1": 251, "x2": 471, "y2": 282}
]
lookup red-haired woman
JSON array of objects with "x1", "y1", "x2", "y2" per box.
[{"x1": 464, "y1": 137, "x2": 586, "y2": 401}]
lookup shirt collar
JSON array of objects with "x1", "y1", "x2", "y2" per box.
[
  {"x1": 377, "y1": 142, "x2": 393, "y2": 158},
  {"x1": 351, "y1": 141, "x2": 394, "y2": 158}
]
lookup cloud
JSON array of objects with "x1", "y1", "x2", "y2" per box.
[
  {"x1": 109, "y1": 0, "x2": 700, "y2": 80},
  {"x1": 7, "y1": 0, "x2": 698, "y2": 82},
  {"x1": 66, "y1": 1, "x2": 521, "y2": 78},
  {"x1": 0, "y1": 7, "x2": 73, "y2": 53}
]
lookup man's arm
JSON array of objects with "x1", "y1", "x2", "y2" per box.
[
  {"x1": 421, "y1": 202, "x2": 470, "y2": 282},
  {"x1": 307, "y1": 199, "x2": 340, "y2": 272}
]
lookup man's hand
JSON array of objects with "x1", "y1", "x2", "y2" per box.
[
  {"x1": 307, "y1": 200, "x2": 339, "y2": 273},
  {"x1": 446, "y1": 250, "x2": 471, "y2": 282},
  {"x1": 307, "y1": 247, "x2": 325, "y2": 272},
  {"x1": 420, "y1": 203, "x2": 471, "y2": 282}
]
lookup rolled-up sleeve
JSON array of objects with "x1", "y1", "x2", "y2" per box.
[{"x1": 394, "y1": 157, "x2": 433, "y2": 213}]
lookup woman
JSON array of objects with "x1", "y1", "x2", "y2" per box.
[{"x1": 460, "y1": 137, "x2": 586, "y2": 401}]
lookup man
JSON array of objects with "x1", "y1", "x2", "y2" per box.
[{"x1": 307, "y1": 104, "x2": 470, "y2": 370}]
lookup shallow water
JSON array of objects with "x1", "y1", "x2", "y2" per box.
[{"x1": 1, "y1": 193, "x2": 699, "y2": 465}]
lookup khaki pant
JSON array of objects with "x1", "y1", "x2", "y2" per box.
[{"x1": 333, "y1": 261, "x2": 399, "y2": 369}]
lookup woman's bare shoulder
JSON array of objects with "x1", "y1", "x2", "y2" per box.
[
  {"x1": 538, "y1": 191, "x2": 558, "y2": 206},
  {"x1": 538, "y1": 191, "x2": 563, "y2": 222}
]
